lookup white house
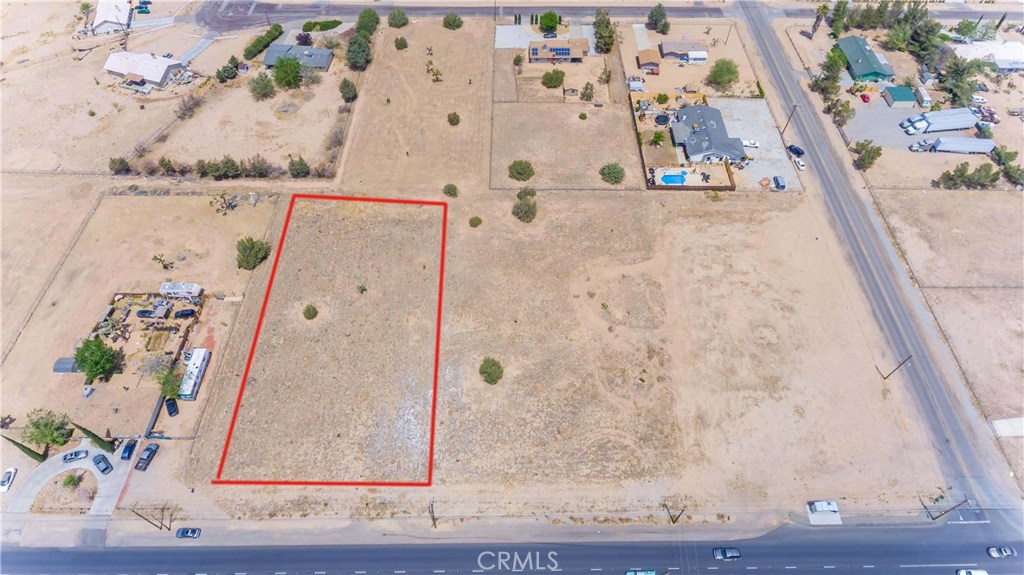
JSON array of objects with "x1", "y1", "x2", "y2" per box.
[
  {"x1": 104, "y1": 51, "x2": 184, "y2": 88},
  {"x1": 91, "y1": 0, "x2": 133, "y2": 35}
]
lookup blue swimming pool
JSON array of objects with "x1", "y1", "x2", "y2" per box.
[{"x1": 659, "y1": 171, "x2": 688, "y2": 185}]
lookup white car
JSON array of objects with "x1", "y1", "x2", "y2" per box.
[
  {"x1": 794, "y1": 158, "x2": 807, "y2": 171},
  {"x1": 0, "y1": 468, "x2": 16, "y2": 492},
  {"x1": 971, "y1": 94, "x2": 988, "y2": 104},
  {"x1": 742, "y1": 140, "x2": 760, "y2": 148},
  {"x1": 956, "y1": 570, "x2": 988, "y2": 575}
]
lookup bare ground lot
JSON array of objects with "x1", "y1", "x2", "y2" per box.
[
  {"x1": 491, "y1": 103, "x2": 643, "y2": 189},
  {"x1": 216, "y1": 198, "x2": 444, "y2": 483},
  {"x1": 189, "y1": 192, "x2": 942, "y2": 520},
  {"x1": 515, "y1": 56, "x2": 610, "y2": 104},
  {"x1": 1, "y1": 175, "x2": 102, "y2": 354},
  {"x1": 339, "y1": 19, "x2": 493, "y2": 193},
  {"x1": 0, "y1": 194, "x2": 277, "y2": 441},
  {"x1": 873, "y1": 187, "x2": 1024, "y2": 489}
]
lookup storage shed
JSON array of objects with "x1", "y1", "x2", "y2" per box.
[{"x1": 882, "y1": 86, "x2": 916, "y2": 108}]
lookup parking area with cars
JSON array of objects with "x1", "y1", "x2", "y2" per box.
[{"x1": 714, "y1": 98, "x2": 802, "y2": 191}]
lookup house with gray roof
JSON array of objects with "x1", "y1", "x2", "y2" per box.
[
  {"x1": 670, "y1": 105, "x2": 744, "y2": 163},
  {"x1": 263, "y1": 45, "x2": 334, "y2": 70}
]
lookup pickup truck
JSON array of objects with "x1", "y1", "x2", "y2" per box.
[{"x1": 134, "y1": 443, "x2": 159, "y2": 471}]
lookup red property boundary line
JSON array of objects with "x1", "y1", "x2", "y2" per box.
[{"x1": 213, "y1": 194, "x2": 448, "y2": 487}]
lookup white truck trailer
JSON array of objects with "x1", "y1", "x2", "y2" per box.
[{"x1": 931, "y1": 137, "x2": 996, "y2": 154}]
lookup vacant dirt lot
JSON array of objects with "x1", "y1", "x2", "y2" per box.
[
  {"x1": 0, "y1": 194, "x2": 277, "y2": 439},
  {"x1": 491, "y1": 103, "x2": 643, "y2": 189},
  {"x1": 340, "y1": 19, "x2": 494, "y2": 193},
  {"x1": 216, "y1": 198, "x2": 444, "y2": 483},
  {"x1": 516, "y1": 56, "x2": 610, "y2": 104},
  {"x1": 188, "y1": 190, "x2": 942, "y2": 520},
  {"x1": 873, "y1": 187, "x2": 1024, "y2": 489}
]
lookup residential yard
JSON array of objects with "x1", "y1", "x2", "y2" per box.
[
  {"x1": 872, "y1": 188, "x2": 1023, "y2": 490},
  {"x1": 515, "y1": 56, "x2": 610, "y2": 104},
  {"x1": 621, "y1": 21, "x2": 759, "y2": 98},
  {"x1": 213, "y1": 198, "x2": 445, "y2": 484},
  {"x1": 187, "y1": 192, "x2": 942, "y2": 521},
  {"x1": 491, "y1": 103, "x2": 642, "y2": 189},
  {"x1": 339, "y1": 18, "x2": 494, "y2": 193},
  {"x1": 0, "y1": 194, "x2": 277, "y2": 444}
]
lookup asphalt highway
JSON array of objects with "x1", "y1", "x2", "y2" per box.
[
  {"x1": 3, "y1": 520, "x2": 1023, "y2": 574},
  {"x1": 191, "y1": 1, "x2": 1014, "y2": 32}
]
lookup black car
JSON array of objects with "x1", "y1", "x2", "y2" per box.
[
  {"x1": 93, "y1": 454, "x2": 113, "y2": 475},
  {"x1": 165, "y1": 397, "x2": 179, "y2": 417},
  {"x1": 176, "y1": 527, "x2": 201, "y2": 539},
  {"x1": 120, "y1": 439, "x2": 138, "y2": 461},
  {"x1": 135, "y1": 443, "x2": 159, "y2": 471},
  {"x1": 786, "y1": 144, "x2": 805, "y2": 158},
  {"x1": 136, "y1": 309, "x2": 157, "y2": 318},
  {"x1": 174, "y1": 309, "x2": 196, "y2": 319}
]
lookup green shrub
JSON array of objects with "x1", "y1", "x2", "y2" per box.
[
  {"x1": 395, "y1": 36, "x2": 408, "y2": 50},
  {"x1": 541, "y1": 69, "x2": 565, "y2": 88},
  {"x1": 272, "y1": 56, "x2": 302, "y2": 89},
  {"x1": 244, "y1": 24, "x2": 284, "y2": 60},
  {"x1": 508, "y1": 159, "x2": 535, "y2": 181},
  {"x1": 469, "y1": 216, "x2": 482, "y2": 228},
  {"x1": 237, "y1": 237, "x2": 271, "y2": 270},
  {"x1": 63, "y1": 474, "x2": 83, "y2": 488},
  {"x1": 443, "y1": 184, "x2": 458, "y2": 197},
  {"x1": 288, "y1": 156, "x2": 310, "y2": 178},
  {"x1": 579, "y1": 112, "x2": 587, "y2": 120},
  {"x1": 303, "y1": 19, "x2": 343, "y2": 32},
  {"x1": 513, "y1": 53, "x2": 523, "y2": 66},
  {"x1": 655, "y1": 93, "x2": 669, "y2": 105},
  {"x1": 109, "y1": 157, "x2": 131, "y2": 175},
  {"x1": 346, "y1": 33, "x2": 372, "y2": 70},
  {"x1": 599, "y1": 163, "x2": 625, "y2": 184},
  {"x1": 75, "y1": 338, "x2": 118, "y2": 380},
  {"x1": 479, "y1": 357, "x2": 503, "y2": 384},
  {"x1": 303, "y1": 304, "x2": 318, "y2": 320},
  {"x1": 248, "y1": 72, "x2": 276, "y2": 100},
  {"x1": 356, "y1": 8, "x2": 380, "y2": 36},
  {"x1": 706, "y1": 58, "x2": 740, "y2": 91},
  {"x1": 340, "y1": 77, "x2": 358, "y2": 102},
  {"x1": 388, "y1": 9, "x2": 408, "y2": 28},
  {"x1": 512, "y1": 187, "x2": 538, "y2": 223},
  {"x1": 447, "y1": 111, "x2": 460, "y2": 126},
  {"x1": 443, "y1": 13, "x2": 463, "y2": 30}
]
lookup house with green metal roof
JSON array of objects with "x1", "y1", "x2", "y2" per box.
[{"x1": 835, "y1": 35, "x2": 894, "y2": 82}]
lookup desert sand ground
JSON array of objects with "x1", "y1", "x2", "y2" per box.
[
  {"x1": 217, "y1": 198, "x2": 445, "y2": 483},
  {"x1": 339, "y1": 19, "x2": 494, "y2": 194}
]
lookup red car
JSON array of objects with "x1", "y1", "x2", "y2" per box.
[{"x1": 860, "y1": 93, "x2": 870, "y2": 103}]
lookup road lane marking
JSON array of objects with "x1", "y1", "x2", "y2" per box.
[
  {"x1": 863, "y1": 567, "x2": 875, "y2": 569},
  {"x1": 785, "y1": 567, "x2": 797, "y2": 570},
  {"x1": 707, "y1": 568, "x2": 719, "y2": 571},
  {"x1": 315, "y1": 572, "x2": 326, "y2": 574},
  {"x1": 824, "y1": 567, "x2": 835, "y2": 569},
  {"x1": 355, "y1": 572, "x2": 366, "y2": 574},
  {"x1": 746, "y1": 568, "x2": 758, "y2": 570},
  {"x1": 668, "y1": 569, "x2": 680, "y2": 572},
  {"x1": 901, "y1": 560, "x2": 978, "y2": 564},
  {"x1": 434, "y1": 571, "x2": 446, "y2": 574},
  {"x1": 395, "y1": 571, "x2": 406, "y2": 574},
  {"x1": 591, "y1": 569, "x2": 603, "y2": 572}
]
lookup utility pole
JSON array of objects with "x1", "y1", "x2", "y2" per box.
[{"x1": 781, "y1": 103, "x2": 798, "y2": 136}]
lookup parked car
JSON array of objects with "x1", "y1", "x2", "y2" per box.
[
  {"x1": 794, "y1": 158, "x2": 807, "y2": 171},
  {"x1": 165, "y1": 397, "x2": 179, "y2": 417},
  {"x1": 0, "y1": 468, "x2": 17, "y2": 492},
  {"x1": 542, "y1": 32, "x2": 557, "y2": 39},
  {"x1": 742, "y1": 140, "x2": 760, "y2": 148},
  {"x1": 971, "y1": 94, "x2": 988, "y2": 104},
  {"x1": 713, "y1": 547, "x2": 742, "y2": 560},
  {"x1": 176, "y1": 527, "x2": 202, "y2": 539},
  {"x1": 120, "y1": 439, "x2": 138, "y2": 461},
  {"x1": 1008, "y1": 108, "x2": 1023, "y2": 117},
  {"x1": 137, "y1": 309, "x2": 157, "y2": 318},
  {"x1": 162, "y1": 52, "x2": 173, "y2": 59},
  {"x1": 772, "y1": 176, "x2": 786, "y2": 191},
  {"x1": 93, "y1": 454, "x2": 113, "y2": 475},
  {"x1": 174, "y1": 309, "x2": 196, "y2": 319},
  {"x1": 987, "y1": 546, "x2": 1017, "y2": 558},
  {"x1": 786, "y1": 144, "x2": 805, "y2": 157},
  {"x1": 860, "y1": 93, "x2": 870, "y2": 103},
  {"x1": 135, "y1": 443, "x2": 159, "y2": 471},
  {"x1": 62, "y1": 450, "x2": 88, "y2": 463},
  {"x1": 974, "y1": 81, "x2": 989, "y2": 92}
]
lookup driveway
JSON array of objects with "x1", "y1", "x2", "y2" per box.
[
  {"x1": 6, "y1": 439, "x2": 131, "y2": 515},
  {"x1": 713, "y1": 98, "x2": 802, "y2": 190},
  {"x1": 842, "y1": 97, "x2": 934, "y2": 149}
]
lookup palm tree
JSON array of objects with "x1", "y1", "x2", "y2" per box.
[{"x1": 811, "y1": 3, "x2": 830, "y2": 37}]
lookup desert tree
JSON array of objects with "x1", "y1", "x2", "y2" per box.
[
  {"x1": 236, "y1": 236, "x2": 271, "y2": 270},
  {"x1": 340, "y1": 77, "x2": 358, "y2": 102},
  {"x1": 74, "y1": 338, "x2": 118, "y2": 380},
  {"x1": 22, "y1": 409, "x2": 73, "y2": 449},
  {"x1": 388, "y1": 8, "x2": 409, "y2": 28}
]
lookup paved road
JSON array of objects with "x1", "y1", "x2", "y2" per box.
[
  {"x1": 737, "y1": 1, "x2": 1020, "y2": 513},
  {"x1": 191, "y1": 1, "x2": 1013, "y2": 33},
  {"x1": 3, "y1": 518, "x2": 1023, "y2": 574}
]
